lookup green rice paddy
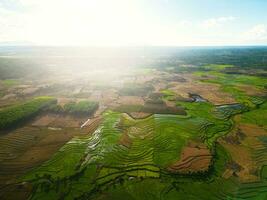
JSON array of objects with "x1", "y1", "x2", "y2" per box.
[
  {"x1": 8, "y1": 64, "x2": 266, "y2": 200},
  {"x1": 20, "y1": 102, "x2": 246, "y2": 199}
]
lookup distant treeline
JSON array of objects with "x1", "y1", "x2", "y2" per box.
[
  {"x1": 151, "y1": 47, "x2": 267, "y2": 69},
  {"x1": 0, "y1": 97, "x2": 56, "y2": 130},
  {"x1": 0, "y1": 47, "x2": 266, "y2": 80},
  {"x1": 47, "y1": 100, "x2": 99, "y2": 116},
  {"x1": 0, "y1": 58, "x2": 46, "y2": 79}
]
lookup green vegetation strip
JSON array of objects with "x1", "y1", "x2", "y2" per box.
[
  {"x1": 47, "y1": 100, "x2": 99, "y2": 116},
  {"x1": 0, "y1": 96, "x2": 56, "y2": 130}
]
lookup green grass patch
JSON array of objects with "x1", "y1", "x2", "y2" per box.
[
  {"x1": 1, "y1": 79, "x2": 20, "y2": 87},
  {"x1": 240, "y1": 102, "x2": 267, "y2": 127}
]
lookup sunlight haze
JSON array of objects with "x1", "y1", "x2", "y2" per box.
[{"x1": 0, "y1": 0, "x2": 267, "y2": 46}]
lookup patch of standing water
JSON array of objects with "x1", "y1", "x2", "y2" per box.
[
  {"x1": 81, "y1": 118, "x2": 90, "y2": 128},
  {"x1": 189, "y1": 93, "x2": 207, "y2": 102},
  {"x1": 214, "y1": 103, "x2": 248, "y2": 119}
]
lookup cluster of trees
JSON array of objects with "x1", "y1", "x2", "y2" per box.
[
  {"x1": 150, "y1": 47, "x2": 267, "y2": 70},
  {"x1": 47, "y1": 100, "x2": 99, "y2": 116},
  {"x1": 0, "y1": 58, "x2": 46, "y2": 79},
  {"x1": 115, "y1": 102, "x2": 186, "y2": 115},
  {"x1": 0, "y1": 97, "x2": 56, "y2": 130},
  {"x1": 119, "y1": 84, "x2": 154, "y2": 96}
]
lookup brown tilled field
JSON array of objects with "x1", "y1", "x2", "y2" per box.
[
  {"x1": 219, "y1": 122, "x2": 267, "y2": 182},
  {"x1": 168, "y1": 142, "x2": 212, "y2": 174}
]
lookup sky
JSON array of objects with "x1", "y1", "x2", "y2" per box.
[{"x1": 0, "y1": 0, "x2": 266, "y2": 46}]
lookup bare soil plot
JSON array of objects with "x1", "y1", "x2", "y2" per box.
[
  {"x1": 219, "y1": 122, "x2": 267, "y2": 182},
  {"x1": 100, "y1": 89, "x2": 119, "y2": 105},
  {"x1": 134, "y1": 74, "x2": 156, "y2": 84},
  {"x1": 0, "y1": 182, "x2": 32, "y2": 200},
  {"x1": 0, "y1": 117, "x2": 101, "y2": 186},
  {"x1": 32, "y1": 113, "x2": 88, "y2": 128},
  {"x1": 1, "y1": 93, "x2": 17, "y2": 101},
  {"x1": 128, "y1": 112, "x2": 152, "y2": 119},
  {"x1": 19, "y1": 87, "x2": 39, "y2": 96},
  {"x1": 153, "y1": 81, "x2": 168, "y2": 92},
  {"x1": 236, "y1": 84, "x2": 266, "y2": 96},
  {"x1": 116, "y1": 96, "x2": 145, "y2": 105},
  {"x1": 0, "y1": 127, "x2": 74, "y2": 185},
  {"x1": 89, "y1": 91, "x2": 103, "y2": 102},
  {"x1": 81, "y1": 116, "x2": 102, "y2": 133},
  {"x1": 169, "y1": 76, "x2": 236, "y2": 105},
  {"x1": 167, "y1": 142, "x2": 212, "y2": 174},
  {"x1": 118, "y1": 132, "x2": 132, "y2": 148},
  {"x1": 57, "y1": 97, "x2": 77, "y2": 106}
]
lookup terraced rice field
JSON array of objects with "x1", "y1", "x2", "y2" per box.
[
  {"x1": 7, "y1": 91, "x2": 262, "y2": 200},
  {"x1": 0, "y1": 127, "x2": 81, "y2": 187},
  {"x1": 17, "y1": 102, "x2": 247, "y2": 200},
  {"x1": 0, "y1": 62, "x2": 266, "y2": 200}
]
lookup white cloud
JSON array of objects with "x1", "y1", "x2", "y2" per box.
[
  {"x1": 0, "y1": 0, "x2": 148, "y2": 45},
  {"x1": 178, "y1": 20, "x2": 192, "y2": 27},
  {"x1": 0, "y1": 6, "x2": 28, "y2": 43},
  {"x1": 242, "y1": 24, "x2": 267, "y2": 41},
  {"x1": 200, "y1": 16, "x2": 236, "y2": 28},
  {"x1": 0, "y1": 1, "x2": 265, "y2": 46}
]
